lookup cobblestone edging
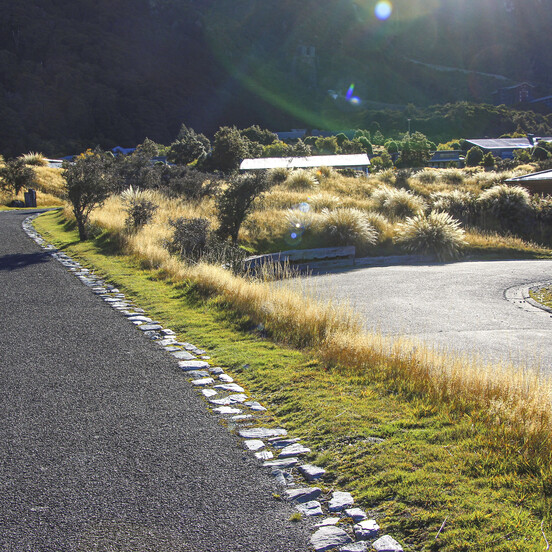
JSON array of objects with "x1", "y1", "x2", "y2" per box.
[{"x1": 22, "y1": 215, "x2": 405, "y2": 552}]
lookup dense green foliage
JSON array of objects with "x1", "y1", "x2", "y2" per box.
[
  {"x1": 0, "y1": 158, "x2": 36, "y2": 195},
  {"x1": 63, "y1": 150, "x2": 114, "y2": 240}
]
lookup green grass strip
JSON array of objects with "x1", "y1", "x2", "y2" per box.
[{"x1": 34, "y1": 210, "x2": 551, "y2": 551}]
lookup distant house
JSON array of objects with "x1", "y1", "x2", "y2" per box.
[
  {"x1": 427, "y1": 150, "x2": 464, "y2": 168},
  {"x1": 492, "y1": 82, "x2": 535, "y2": 106},
  {"x1": 505, "y1": 169, "x2": 552, "y2": 195},
  {"x1": 112, "y1": 146, "x2": 136, "y2": 155},
  {"x1": 530, "y1": 95, "x2": 552, "y2": 112},
  {"x1": 275, "y1": 129, "x2": 307, "y2": 141},
  {"x1": 240, "y1": 154, "x2": 370, "y2": 173},
  {"x1": 465, "y1": 136, "x2": 552, "y2": 160}
]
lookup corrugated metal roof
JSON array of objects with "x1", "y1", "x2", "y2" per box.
[
  {"x1": 506, "y1": 169, "x2": 552, "y2": 182},
  {"x1": 240, "y1": 154, "x2": 370, "y2": 171},
  {"x1": 467, "y1": 138, "x2": 533, "y2": 149}
]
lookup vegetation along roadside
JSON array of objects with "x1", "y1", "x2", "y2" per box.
[{"x1": 33, "y1": 209, "x2": 552, "y2": 551}]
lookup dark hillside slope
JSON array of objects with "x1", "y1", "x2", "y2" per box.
[{"x1": 1, "y1": 0, "x2": 551, "y2": 156}]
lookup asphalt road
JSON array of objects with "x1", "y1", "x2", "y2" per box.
[
  {"x1": 0, "y1": 210, "x2": 310, "y2": 552},
  {"x1": 300, "y1": 258, "x2": 552, "y2": 371}
]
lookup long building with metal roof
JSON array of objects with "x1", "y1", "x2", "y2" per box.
[
  {"x1": 240, "y1": 154, "x2": 370, "y2": 172},
  {"x1": 465, "y1": 136, "x2": 552, "y2": 159},
  {"x1": 506, "y1": 168, "x2": 552, "y2": 195}
]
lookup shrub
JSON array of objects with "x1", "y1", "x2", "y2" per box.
[
  {"x1": 19, "y1": 152, "x2": 48, "y2": 166},
  {"x1": 394, "y1": 211, "x2": 466, "y2": 261},
  {"x1": 371, "y1": 186, "x2": 426, "y2": 220},
  {"x1": 0, "y1": 158, "x2": 37, "y2": 196},
  {"x1": 477, "y1": 184, "x2": 532, "y2": 235},
  {"x1": 430, "y1": 190, "x2": 478, "y2": 225},
  {"x1": 286, "y1": 169, "x2": 318, "y2": 191},
  {"x1": 480, "y1": 152, "x2": 496, "y2": 168},
  {"x1": 161, "y1": 166, "x2": 219, "y2": 200},
  {"x1": 209, "y1": 126, "x2": 250, "y2": 172},
  {"x1": 465, "y1": 146, "x2": 484, "y2": 167},
  {"x1": 166, "y1": 216, "x2": 247, "y2": 273},
  {"x1": 166, "y1": 217, "x2": 211, "y2": 262},
  {"x1": 216, "y1": 171, "x2": 271, "y2": 243},
  {"x1": 167, "y1": 128, "x2": 211, "y2": 165},
  {"x1": 121, "y1": 186, "x2": 157, "y2": 231},
  {"x1": 63, "y1": 149, "x2": 115, "y2": 240},
  {"x1": 318, "y1": 208, "x2": 378, "y2": 251}
]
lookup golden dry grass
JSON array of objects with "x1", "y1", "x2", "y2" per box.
[{"x1": 55, "y1": 176, "x2": 552, "y2": 472}]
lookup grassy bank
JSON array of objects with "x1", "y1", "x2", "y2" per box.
[{"x1": 34, "y1": 209, "x2": 552, "y2": 551}]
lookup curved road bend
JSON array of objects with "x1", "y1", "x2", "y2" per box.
[
  {"x1": 298, "y1": 259, "x2": 552, "y2": 371},
  {"x1": 0, "y1": 210, "x2": 310, "y2": 552}
]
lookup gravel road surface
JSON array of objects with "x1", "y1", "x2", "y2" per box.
[
  {"x1": 301, "y1": 259, "x2": 552, "y2": 370},
  {"x1": 0, "y1": 210, "x2": 310, "y2": 552}
]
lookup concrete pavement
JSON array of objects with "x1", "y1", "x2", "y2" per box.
[{"x1": 300, "y1": 258, "x2": 552, "y2": 370}]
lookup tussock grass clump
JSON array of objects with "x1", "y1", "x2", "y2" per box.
[
  {"x1": 306, "y1": 193, "x2": 342, "y2": 211},
  {"x1": 315, "y1": 166, "x2": 337, "y2": 180},
  {"x1": 121, "y1": 186, "x2": 158, "y2": 232},
  {"x1": 394, "y1": 211, "x2": 466, "y2": 260},
  {"x1": 285, "y1": 169, "x2": 318, "y2": 191},
  {"x1": 478, "y1": 184, "x2": 532, "y2": 234},
  {"x1": 478, "y1": 184, "x2": 531, "y2": 215},
  {"x1": 439, "y1": 168, "x2": 465, "y2": 185},
  {"x1": 371, "y1": 186, "x2": 426, "y2": 220},
  {"x1": 430, "y1": 189, "x2": 477, "y2": 224},
  {"x1": 414, "y1": 169, "x2": 438, "y2": 184},
  {"x1": 318, "y1": 208, "x2": 378, "y2": 250},
  {"x1": 267, "y1": 167, "x2": 289, "y2": 185},
  {"x1": 377, "y1": 168, "x2": 396, "y2": 185},
  {"x1": 19, "y1": 151, "x2": 48, "y2": 166}
]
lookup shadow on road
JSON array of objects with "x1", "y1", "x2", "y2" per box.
[{"x1": 0, "y1": 252, "x2": 51, "y2": 271}]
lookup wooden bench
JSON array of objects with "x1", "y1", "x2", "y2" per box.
[{"x1": 244, "y1": 246, "x2": 356, "y2": 270}]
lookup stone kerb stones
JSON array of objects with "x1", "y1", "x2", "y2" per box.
[
  {"x1": 328, "y1": 491, "x2": 355, "y2": 512},
  {"x1": 311, "y1": 526, "x2": 353, "y2": 552}
]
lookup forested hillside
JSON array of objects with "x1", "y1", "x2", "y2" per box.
[{"x1": 1, "y1": 0, "x2": 552, "y2": 156}]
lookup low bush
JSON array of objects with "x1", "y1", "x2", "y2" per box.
[
  {"x1": 166, "y1": 217, "x2": 210, "y2": 262},
  {"x1": 394, "y1": 211, "x2": 466, "y2": 260},
  {"x1": 161, "y1": 166, "x2": 219, "y2": 201},
  {"x1": 371, "y1": 186, "x2": 426, "y2": 220},
  {"x1": 166, "y1": 216, "x2": 247, "y2": 273}
]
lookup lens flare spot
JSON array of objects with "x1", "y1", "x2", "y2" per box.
[
  {"x1": 375, "y1": 1, "x2": 392, "y2": 20},
  {"x1": 346, "y1": 84, "x2": 355, "y2": 100},
  {"x1": 298, "y1": 202, "x2": 310, "y2": 213}
]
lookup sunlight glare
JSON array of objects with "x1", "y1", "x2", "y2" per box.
[{"x1": 375, "y1": 1, "x2": 392, "y2": 21}]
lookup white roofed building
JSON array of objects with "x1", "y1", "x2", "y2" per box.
[{"x1": 240, "y1": 154, "x2": 370, "y2": 172}]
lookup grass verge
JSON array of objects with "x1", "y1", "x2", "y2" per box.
[
  {"x1": 32, "y1": 209, "x2": 552, "y2": 551},
  {"x1": 530, "y1": 285, "x2": 552, "y2": 309}
]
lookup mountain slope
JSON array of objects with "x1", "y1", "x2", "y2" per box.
[{"x1": 0, "y1": 0, "x2": 551, "y2": 156}]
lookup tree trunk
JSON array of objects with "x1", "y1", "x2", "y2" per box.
[{"x1": 76, "y1": 216, "x2": 87, "y2": 241}]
